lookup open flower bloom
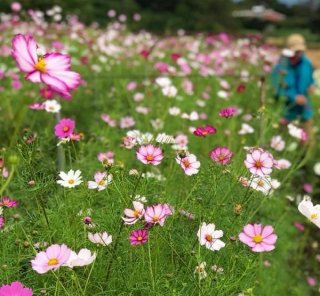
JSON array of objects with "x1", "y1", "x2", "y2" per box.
[
  {"x1": 144, "y1": 204, "x2": 170, "y2": 226},
  {"x1": 129, "y1": 229, "x2": 148, "y2": 245},
  {"x1": 87, "y1": 172, "x2": 112, "y2": 191},
  {"x1": 193, "y1": 125, "x2": 217, "y2": 137},
  {"x1": 12, "y1": 34, "x2": 81, "y2": 99},
  {"x1": 88, "y1": 232, "x2": 112, "y2": 246},
  {"x1": 194, "y1": 262, "x2": 207, "y2": 280},
  {"x1": 122, "y1": 201, "x2": 145, "y2": 225},
  {"x1": 54, "y1": 118, "x2": 75, "y2": 139},
  {"x1": 298, "y1": 198, "x2": 320, "y2": 228},
  {"x1": 210, "y1": 146, "x2": 233, "y2": 165},
  {"x1": 219, "y1": 107, "x2": 237, "y2": 118},
  {"x1": 64, "y1": 248, "x2": 96, "y2": 268},
  {"x1": 239, "y1": 224, "x2": 277, "y2": 252},
  {"x1": 0, "y1": 196, "x2": 18, "y2": 208},
  {"x1": 136, "y1": 144, "x2": 163, "y2": 165},
  {"x1": 57, "y1": 169, "x2": 82, "y2": 188},
  {"x1": 31, "y1": 244, "x2": 71, "y2": 274},
  {"x1": 244, "y1": 149, "x2": 273, "y2": 176},
  {"x1": 0, "y1": 281, "x2": 33, "y2": 296},
  {"x1": 176, "y1": 154, "x2": 200, "y2": 176},
  {"x1": 197, "y1": 222, "x2": 225, "y2": 251}
]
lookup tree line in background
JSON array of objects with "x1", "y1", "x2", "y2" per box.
[{"x1": 0, "y1": 0, "x2": 319, "y2": 35}]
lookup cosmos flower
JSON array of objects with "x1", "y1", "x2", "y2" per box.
[
  {"x1": 270, "y1": 135, "x2": 285, "y2": 151},
  {"x1": 122, "y1": 201, "x2": 145, "y2": 225},
  {"x1": 219, "y1": 107, "x2": 237, "y2": 118},
  {"x1": 88, "y1": 232, "x2": 112, "y2": 246},
  {"x1": 209, "y1": 146, "x2": 233, "y2": 165},
  {"x1": 244, "y1": 149, "x2": 273, "y2": 176},
  {"x1": 0, "y1": 281, "x2": 33, "y2": 296},
  {"x1": 31, "y1": 244, "x2": 71, "y2": 274},
  {"x1": 87, "y1": 172, "x2": 112, "y2": 191},
  {"x1": 0, "y1": 196, "x2": 18, "y2": 208},
  {"x1": 193, "y1": 125, "x2": 217, "y2": 137},
  {"x1": 54, "y1": 118, "x2": 75, "y2": 139},
  {"x1": 194, "y1": 262, "x2": 207, "y2": 280},
  {"x1": 144, "y1": 204, "x2": 171, "y2": 226},
  {"x1": 57, "y1": 169, "x2": 82, "y2": 188},
  {"x1": 136, "y1": 145, "x2": 163, "y2": 166},
  {"x1": 44, "y1": 99, "x2": 61, "y2": 113},
  {"x1": 12, "y1": 34, "x2": 80, "y2": 98},
  {"x1": 64, "y1": 249, "x2": 96, "y2": 268},
  {"x1": 239, "y1": 224, "x2": 277, "y2": 252},
  {"x1": 176, "y1": 154, "x2": 200, "y2": 176},
  {"x1": 298, "y1": 197, "x2": 320, "y2": 228},
  {"x1": 197, "y1": 223, "x2": 225, "y2": 252},
  {"x1": 129, "y1": 229, "x2": 148, "y2": 246}
]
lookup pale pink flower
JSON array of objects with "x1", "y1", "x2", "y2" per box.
[
  {"x1": 12, "y1": 34, "x2": 80, "y2": 98},
  {"x1": 31, "y1": 244, "x2": 71, "y2": 274},
  {"x1": 244, "y1": 149, "x2": 273, "y2": 176},
  {"x1": 136, "y1": 145, "x2": 163, "y2": 166},
  {"x1": 239, "y1": 224, "x2": 277, "y2": 252},
  {"x1": 210, "y1": 146, "x2": 233, "y2": 165},
  {"x1": 197, "y1": 222, "x2": 225, "y2": 251},
  {"x1": 120, "y1": 116, "x2": 135, "y2": 129},
  {"x1": 270, "y1": 135, "x2": 285, "y2": 151},
  {"x1": 87, "y1": 172, "x2": 112, "y2": 191},
  {"x1": 176, "y1": 154, "x2": 200, "y2": 176},
  {"x1": 122, "y1": 201, "x2": 145, "y2": 225},
  {"x1": 144, "y1": 204, "x2": 170, "y2": 226}
]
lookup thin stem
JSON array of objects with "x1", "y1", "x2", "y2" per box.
[
  {"x1": 55, "y1": 112, "x2": 65, "y2": 171},
  {"x1": 148, "y1": 241, "x2": 155, "y2": 292},
  {"x1": 83, "y1": 250, "x2": 98, "y2": 294},
  {"x1": 0, "y1": 165, "x2": 15, "y2": 196},
  {"x1": 52, "y1": 271, "x2": 71, "y2": 296}
]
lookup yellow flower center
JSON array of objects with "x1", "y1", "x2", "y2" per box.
[
  {"x1": 253, "y1": 234, "x2": 263, "y2": 243},
  {"x1": 68, "y1": 179, "x2": 75, "y2": 184},
  {"x1": 35, "y1": 57, "x2": 46, "y2": 73},
  {"x1": 182, "y1": 159, "x2": 191, "y2": 168},
  {"x1": 255, "y1": 161, "x2": 262, "y2": 168},
  {"x1": 48, "y1": 258, "x2": 58, "y2": 266},
  {"x1": 153, "y1": 215, "x2": 159, "y2": 222},
  {"x1": 63, "y1": 126, "x2": 69, "y2": 132},
  {"x1": 218, "y1": 155, "x2": 225, "y2": 161},
  {"x1": 205, "y1": 234, "x2": 213, "y2": 242},
  {"x1": 137, "y1": 236, "x2": 143, "y2": 241},
  {"x1": 133, "y1": 210, "x2": 140, "y2": 218},
  {"x1": 257, "y1": 180, "x2": 264, "y2": 187},
  {"x1": 98, "y1": 180, "x2": 105, "y2": 186},
  {"x1": 311, "y1": 213, "x2": 318, "y2": 220},
  {"x1": 146, "y1": 154, "x2": 154, "y2": 161}
]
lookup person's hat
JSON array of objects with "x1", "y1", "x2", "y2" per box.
[{"x1": 286, "y1": 34, "x2": 306, "y2": 52}]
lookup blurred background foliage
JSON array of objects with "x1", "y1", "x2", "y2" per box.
[{"x1": 0, "y1": 0, "x2": 319, "y2": 37}]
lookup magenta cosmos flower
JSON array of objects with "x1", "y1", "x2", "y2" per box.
[
  {"x1": 129, "y1": 229, "x2": 148, "y2": 246},
  {"x1": 144, "y1": 204, "x2": 171, "y2": 226},
  {"x1": 0, "y1": 281, "x2": 33, "y2": 296},
  {"x1": 12, "y1": 34, "x2": 81, "y2": 98},
  {"x1": 54, "y1": 118, "x2": 75, "y2": 138},
  {"x1": 31, "y1": 244, "x2": 71, "y2": 274},
  {"x1": 193, "y1": 125, "x2": 217, "y2": 137},
  {"x1": 136, "y1": 144, "x2": 163, "y2": 165},
  {"x1": 0, "y1": 196, "x2": 18, "y2": 208},
  {"x1": 244, "y1": 149, "x2": 273, "y2": 176},
  {"x1": 239, "y1": 224, "x2": 277, "y2": 252},
  {"x1": 210, "y1": 146, "x2": 233, "y2": 165},
  {"x1": 219, "y1": 107, "x2": 237, "y2": 118}
]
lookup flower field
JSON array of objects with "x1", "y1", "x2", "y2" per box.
[{"x1": 0, "y1": 5, "x2": 320, "y2": 296}]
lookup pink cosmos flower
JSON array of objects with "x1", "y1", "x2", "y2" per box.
[
  {"x1": 144, "y1": 204, "x2": 170, "y2": 226},
  {"x1": 129, "y1": 229, "x2": 148, "y2": 246},
  {"x1": 244, "y1": 149, "x2": 273, "y2": 176},
  {"x1": 176, "y1": 154, "x2": 200, "y2": 176},
  {"x1": 11, "y1": 2, "x2": 22, "y2": 12},
  {"x1": 136, "y1": 145, "x2": 163, "y2": 166},
  {"x1": 193, "y1": 125, "x2": 217, "y2": 137},
  {"x1": 154, "y1": 62, "x2": 169, "y2": 73},
  {"x1": 0, "y1": 281, "x2": 33, "y2": 296},
  {"x1": 307, "y1": 276, "x2": 317, "y2": 287},
  {"x1": 31, "y1": 244, "x2": 71, "y2": 274},
  {"x1": 0, "y1": 217, "x2": 4, "y2": 229},
  {"x1": 12, "y1": 34, "x2": 81, "y2": 99},
  {"x1": 219, "y1": 107, "x2": 237, "y2": 118},
  {"x1": 54, "y1": 118, "x2": 75, "y2": 138},
  {"x1": 29, "y1": 102, "x2": 45, "y2": 110},
  {"x1": 239, "y1": 224, "x2": 277, "y2": 252},
  {"x1": 97, "y1": 151, "x2": 114, "y2": 164},
  {"x1": 120, "y1": 116, "x2": 135, "y2": 129},
  {"x1": 210, "y1": 146, "x2": 233, "y2": 165},
  {"x1": 101, "y1": 114, "x2": 117, "y2": 127},
  {"x1": 0, "y1": 196, "x2": 18, "y2": 208},
  {"x1": 122, "y1": 201, "x2": 145, "y2": 225}
]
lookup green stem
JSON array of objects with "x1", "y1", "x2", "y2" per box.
[{"x1": 0, "y1": 165, "x2": 15, "y2": 196}]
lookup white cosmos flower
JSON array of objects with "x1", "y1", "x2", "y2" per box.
[
  {"x1": 314, "y1": 162, "x2": 320, "y2": 176},
  {"x1": 288, "y1": 123, "x2": 306, "y2": 140},
  {"x1": 298, "y1": 197, "x2": 320, "y2": 228},
  {"x1": 64, "y1": 249, "x2": 96, "y2": 268},
  {"x1": 155, "y1": 77, "x2": 172, "y2": 88},
  {"x1": 217, "y1": 90, "x2": 229, "y2": 99},
  {"x1": 270, "y1": 135, "x2": 285, "y2": 151},
  {"x1": 57, "y1": 170, "x2": 82, "y2": 188},
  {"x1": 156, "y1": 133, "x2": 175, "y2": 144},
  {"x1": 162, "y1": 85, "x2": 177, "y2": 97},
  {"x1": 197, "y1": 222, "x2": 225, "y2": 251},
  {"x1": 249, "y1": 175, "x2": 273, "y2": 195},
  {"x1": 238, "y1": 123, "x2": 254, "y2": 135},
  {"x1": 44, "y1": 100, "x2": 61, "y2": 113},
  {"x1": 88, "y1": 232, "x2": 112, "y2": 246},
  {"x1": 168, "y1": 107, "x2": 181, "y2": 116},
  {"x1": 88, "y1": 172, "x2": 112, "y2": 191}
]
